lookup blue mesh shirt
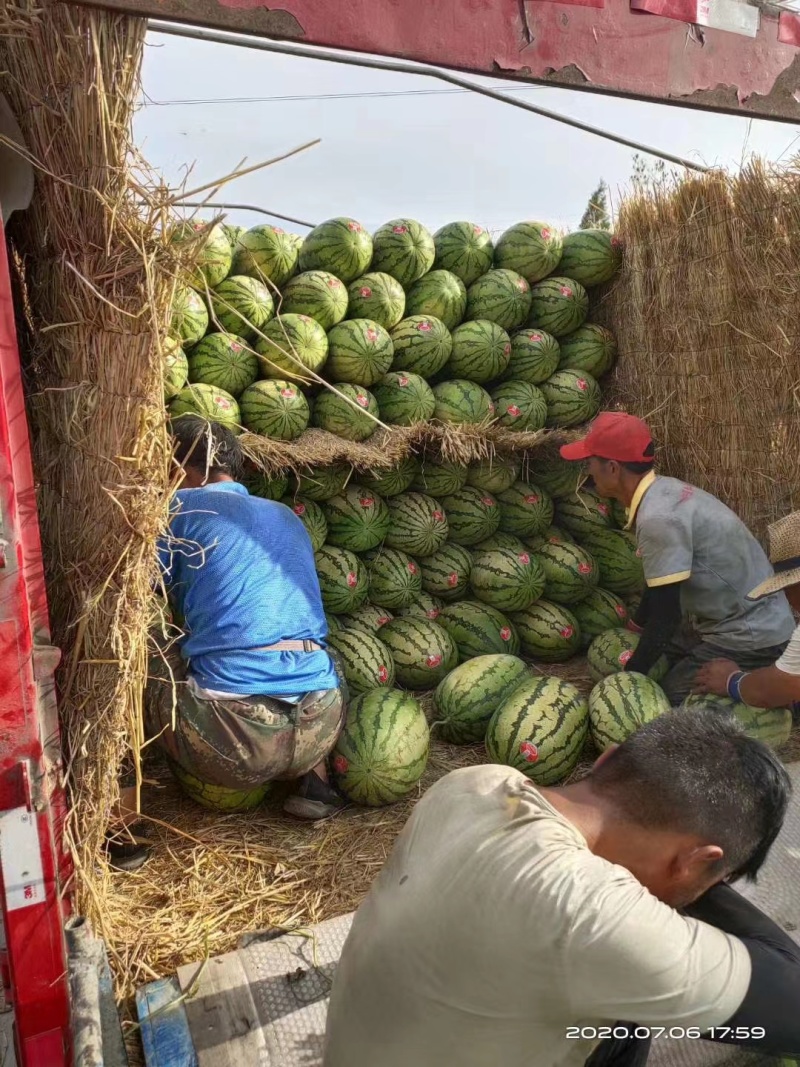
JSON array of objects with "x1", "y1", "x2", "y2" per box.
[{"x1": 157, "y1": 481, "x2": 338, "y2": 699}]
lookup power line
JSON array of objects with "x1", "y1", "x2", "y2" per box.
[{"x1": 143, "y1": 84, "x2": 544, "y2": 107}]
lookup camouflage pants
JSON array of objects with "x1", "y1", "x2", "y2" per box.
[{"x1": 144, "y1": 638, "x2": 347, "y2": 791}]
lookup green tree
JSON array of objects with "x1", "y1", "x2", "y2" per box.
[
  {"x1": 580, "y1": 181, "x2": 611, "y2": 230},
  {"x1": 631, "y1": 153, "x2": 668, "y2": 188}
]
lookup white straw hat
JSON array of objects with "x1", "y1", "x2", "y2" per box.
[{"x1": 747, "y1": 510, "x2": 800, "y2": 600}]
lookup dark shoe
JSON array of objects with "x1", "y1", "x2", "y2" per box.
[
  {"x1": 104, "y1": 823, "x2": 152, "y2": 872},
  {"x1": 283, "y1": 774, "x2": 346, "y2": 821}
]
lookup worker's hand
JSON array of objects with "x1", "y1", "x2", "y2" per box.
[{"x1": 693, "y1": 658, "x2": 741, "y2": 696}]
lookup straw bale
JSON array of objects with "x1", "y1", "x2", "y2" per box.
[{"x1": 604, "y1": 161, "x2": 800, "y2": 542}]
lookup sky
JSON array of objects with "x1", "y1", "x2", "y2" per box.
[{"x1": 135, "y1": 30, "x2": 800, "y2": 239}]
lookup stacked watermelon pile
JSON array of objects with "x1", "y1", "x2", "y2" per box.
[{"x1": 164, "y1": 216, "x2": 620, "y2": 442}]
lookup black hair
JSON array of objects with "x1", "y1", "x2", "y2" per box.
[
  {"x1": 589, "y1": 706, "x2": 791, "y2": 883},
  {"x1": 595, "y1": 441, "x2": 655, "y2": 476},
  {"x1": 170, "y1": 415, "x2": 243, "y2": 480}
]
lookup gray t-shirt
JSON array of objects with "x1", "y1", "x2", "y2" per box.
[{"x1": 632, "y1": 475, "x2": 794, "y2": 651}]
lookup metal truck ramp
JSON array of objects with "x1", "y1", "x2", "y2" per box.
[{"x1": 136, "y1": 762, "x2": 800, "y2": 1067}]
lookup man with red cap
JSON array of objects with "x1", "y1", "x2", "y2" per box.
[{"x1": 560, "y1": 412, "x2": 794, "y2": 703}]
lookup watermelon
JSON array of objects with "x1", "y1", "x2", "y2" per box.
[
  {"x1": 331, "y1": 689, "x2": 429, "y2": 806},
  {"x1": 347, "y1": 272, "x2": 406, "y2": 329},
  {"x1": 611, "y1": 499, "x2": 629, "y2": 529},
  {"x1": 540, "y1": 370, "x2": 601, "y2": 428},
  {"x1": 466, "y1": 269, "x2": 532, "y2": 331},
  {"x1": 466, "y1": 456, "x2": 520, "y2": 494},
  {"x1": 523, "y1": 525, "x2": 575, "y2": 551},
  {"x1": 327, "y1": 629, "x2": 395, "y2": 694},
  {"x1": 469, "y1": 548, "x2": 546, "y2": 613},
  {"x1": 371, "y1": 219, "x2": 435, "y2": 288},
  {"x1": 438, "y1": 601, "x2": 520, "y2": 660},
  {"x1": 496, "y1": 481, "x2": 554, "y2": 538},
  {"x1": 325, "y1": 319, "x2": 394, "y2": 387},
  {"x1": 536, "y1": 541, "x2": 599, "y2": 605},
  {"x1": 378, "y1": 617, "x2": 458, "y2": 689},
  {"x1": 396, "y1": 593, "x2": 445, "y2": 623},
  {"x1": 587, "y1": 628, "x2": 667, "y2": 683},
  {"x1": 171, "y1": 220, "x2": 232, "y2": 290},
  {"x1": 222, "y1": 223, "x2": 246, "y2": 249},
  {"x1": 589, "y1": 673, "x2": 671, "y2": 751},
  {"x1": 385, "y1": 492, "x2": 449, "y2": 558},
  {"x1": 411, "y1": 461, "x2": 468, "y2": 498},
  {"x1": 493, "y1": 221, "x2": 563, "y2": 284},
  {"x1": 280, "y1": 271, "x2": 349, "y2": 331},
  {"x1": 255, "y1": 314, "x2": 328, "y2": 384},
  {"x1": 293, "y1": 464, "x2": 351, "y2": 501},
  {"x1": 682, "y1": 693, "x2": 792, "y2": 749},
  {"x1": 371, "y1": 372, "x2": 435, "y2": 426},
  {"x1": 363, "y1": 547, "x2": 422, "y2": 609},
  {"x1": 508, "y1": 600, "x2": 581, "y2": 662},
  {"x1": 579, "y1": 528, "x2": 644, "y2": 596},
  {"x1": 486, "y1": 675, "x2": 588, "y2": 785},
  {"x1": 527, "y1": 277, "x2": 589, "y2": 338},
  {"x1": 498, "y1": 329, "x2": 561, "y2": 385},
  {"x1": 473, "y1": 532, "x2": 527, "y2": 553},
  {"x1": 171, "y1": 286, "x2": 209, "y2": 347},
  {"x1": 188, "y1": 332, "x2": 258, "y2": 397},
  {"x1": 168, "y1": 384, "x2": 240, "y2": 433},
  {"x1": 326, "y1": 613, "x2": 343, "y2": 635},
  {"x1": 447, "y1": 321, "x2": 512, "y2": 383},
  {"x1": 241, "y1": 468, "x2": 288, "y2": 500},
  {"x1": 315, "y1": 545, "x2": 368, "y2": 614},
  {"x1": 432, "y1": 380, "x2": 493, "y2": 426},
  {"x1": 390, "y1": 316, "x2": 452, "y2": 378},
  {"x1": 572, "y1": 588, "x2": 629, "y2": 650},
  {"x1": 557, "y1": 230, "x2": 622, "y2": 288},
  {"x1": 489, "y1": 381, "x2": 547, "y2": 432},
  {"x1": 555, "y1": 488, "x2": 615, "y2": 538},
  {"x1": 419, "y1": 543, "x2": 473, "y2": 602},
  {"x1": 164, "y1": 338, "x2": 189, "y2": 400},
  {"x1": 208, "y1": 276, "x2": 274, "y2": 344},
  {"x1": 313, "y1": 384, "x2": 380, "y2": 442},
  {"x1": 404, "y1": 270, "x2": 467, "y2": 331},
  {"x1": 433, "y1": 654, "x2": 532, "y2": 745},
  {"x1": 439, "y1": 487, "x2": 501, "y2": 546},
  {"x1": 239, "y1": 380, "x2": 309, "y2": 441},
  {"x1": 339, "y1": 603, "x2": 394, "y2": 634},
  {"x1": 168, "y1": 758, "x2": 269, "y2": 812},
  {"x1": 322, "y1": 485, "x2": 390, "y2": 552},
  {"x1": 232, "y1": 224, "x2": 299, "y2": 288},
  {"x1": 359, "y1": 455, "x2": 420, "y2": 498},
  {"x1": 529, "y1": 456, "x2": 583, "y2": 499},
  {"x1": 433, "y1": 221, "x2": 494, "y2": 287},
  {"x1": 559, "y1": 324, "x2": 617, "y2": 379},
  {"x1": 298, "y1": 218, "x2": 373, "y2": 283},
  {"x1": 281, "y1": 494, "x2": 327, "y2": 551}
]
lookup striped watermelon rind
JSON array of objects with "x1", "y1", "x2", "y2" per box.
[
  {"x1": 239, "y1": 380, "x2": 309, "y2": 441},
  {"x1": 438, "y1": 601, "x2": 521, "y2": 661},
  {"x1": 558, "y1": 324, "x2": 618, "y2": 379},
  {"x1": 571, "y1": 588, "x2": 629, "y2": 650},
  {"x1": 164, "y1": 339, "x2": 189, "y2": 400},
  {"x1": 390, "y1": 316, "x2": 453, "y2": 378},
  {"x1": 325, "y1": 318, "x2": 394, "y2": 387},
  {"x1": 188, "y1": 332, "x2": 258, "y2": 397},
  {"x1": 486, "y1": 674, "x2": 589, "y2": 785},
  {"x1": 508, "y1": 600, "x2": 581, "y2": 663},
  {"x1": 588, "y1": 672, "x2": 671, "y2": 751},
  {"x1": 371, "y1": 372, "x2": 435, "y2": 426},
  {"x1": 498, "y1": 328, "x2": 561, "y2": 385},
  {"x1": 557, "y1": 229, "x2": 622, "y2": 288},
  {"x1": 411, "y1": 461, "x2": 468, "y2": 498},
  {"x1": 554, "y1": 488, "x2": 615, "y2": 538},
  {"x1": 171, "y1": 220, "x2": 233, "y2": 290},
  {"x1": 371, "y1": 218, "x2": 436, "y2": 288},
  {"x1": 540, "y1": 370, "x2": 601, "y2": 429},
  {"x1": 528, "y1": 456, "x2": 583, "y2": 499},
  {"x1": 168, "y1": 383, "x2": 241, "y2": 434},
  {"x1": 326, "y1": 628, "x2": 396, "y2": 694},
  {"x1": 346, "y1": 272, "x2": 406, "y2": 329},
  {"x1": 404, "y1": 270, "x2": 468, "y2": 332},
  {"x1": 280, "y1": 270, "x2": 349, "y2": 331},
  {"x1": 321, "y1": 485, "x2": 391, "y2": 552},
  {"x1": 535, "y1": 541, "x2": 599, "y2": 606},
  {"x1": 433, "y1": 221, "x2": 494, "y2": 287},
  {"x1": 395, "y1": 593, "x2": 446, "y2": 623},
  {"x1": 338, "y1": 603, "x2": 394, "y2": 634},
  {"x1": 579, "y1": 528, "x2": 644, "y2": 596},
  {"x1": 292, "y1": 464, "x2": 352, "y2": 502},
  {"x1": 433, "y1": 654, "x2": 533, "y2": 745},
  {"x1": 681, "y1": 694, "x2": 793, "y2": 749},
  {"x1": 586, "y1": 628, "x2": 667, "y2": 683},
  {"x1": 493, "y1": 221, "x2": 563, "y2": 284},
  {"x1": 242, "y1": 469, "x2": 289, "y2": 500},
  {"x1": 315, "y1": 544, "x2": 369, "y2": 614},
  {"x1": 495, "y1": 481, "x2": 554, "y2": 538},
  {"x1": 466, "y1": 269, "x2": 532, "y2": 331},
  {"x1": 473, "y1": 532, "x2": 527, "y2": 553},
  {"x1": 231, "y1": 224, "x2": 300, "y2": 289},
  {"x1": 298, "y1": 217, "x2": 373, "y2": 284},
  {"x1": 432, "y1": 379, "x2": 494, "y2": 427},
  {"x1": 469, "y1": 548, "x2": 546, "y2": 613},
  {"x1": 385, "y1": 492, "x2": 449, "y2": 559},
  {"x1": 419, "y1": 543, "x2": 474, "y2": 602},
  {"x1": 378, "y1": 617, "x2": 459, "y2": 690},
  {"x1": 280, "y1": 495, "x2": 328, "y2": 551},
  {"x1": 359, "y1": 455, "x2": 420, "y2": 498},
  {"x1": 331, "y1": 688, "x2": 429, "y2": 806},
  {"x1": 313, "y1": 384, "x2": 380, "y2": 442},
  {"x1": 447, "y1": 320, "x2": 512, "y2": 384},
  {"x1": 363, "y1": 546, "x2": 423, "y2": 610},
  {"x1": 439, "y1": 487, "x2": 501, "y2": 546},
  {"x1": 255, "y1": 314, "x2": 329, "y2": 384},
  {"x1": 489, "y1": 380, "x2": 547, "y2": 432},
  {"x1": 527, "y1": 276, "x2": 589, "y2": 338},
  {"x1": 465, "y1": 456, "x2": 520, "y2": 494},
  {"x1": 208, "y1": 275, "x2": 275, "y2": 341},
  {"x1": 171, "y1": 286, "x2": 209, "y2": 347}
]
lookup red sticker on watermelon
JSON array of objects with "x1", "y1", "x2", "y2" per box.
[
  {"x1": 356, "y1": 394, "x2": 369, "y2": 408},
  {"x1": 507, "y1": 405, "x2": 521, "y2": 417},
  {"x1": 347, "y1": 221, "x2": 361, "y2": 232},
  {"x1": 529, "y1": 333, "x2": 542, "y2": 342},
  {"x1": 359, "y1": 496, "x2": 374, "y2": 508},
  {"x1": 393, "y1": 225, "x2": 408, "y2": 234},
  {"x1": 560, "y1": 285, "x2": 573, "y2": 298},
  {"x1": 346, "y1": 572, "x2": 358, "y2": 588},
  {"x1": 519, "y1": 552, "x2": 530, "y2": 564},
  {"x1": 520, "y1": 741, "x2": 539, "y2": 763},
  {"x1": 408, "y1": 562, "x2": 418, "y2": 574},
  {"x1": 231, "y1": 342, "x2": 242, "y2": 353},
  {"x1": 578, "y1": 562, "x2": 593, "y2": 575},
  {"x1": 293, "y1": 504, "x2": 306, "y2": 516},
  {"x1": 216, "y1": 398, "x2": 232, "y2": 410},
  {"x1": 378, "y1": 616, "x2": 390, "y2": 626},
  {"x1": 611, "y1": 236, "x2": 622, "y2": 249},
  {"x1": 328, "y1": 277, "x2": 341, "y2": 288},
  {"x1": 447, "y1": 572, "x2": 459, "y2": 587},
  {"x1": 517, "y1": 278, "x2": 529, "y2": 292},
  {"x1": 280, "y1": 388, "x2": 295, "y2": 399},
  {"x1": 500, "y1": 627, "x2": 512, "y2": 641},
  {"x1": 333, "y1": 754, "x2": 348, "y2": 774},
  {"x1": 366, "y1": 328, "x2": 379, "y2": 342},
  {"x1": 426, "y1": 654, "x2": 442, "y2": 668},
  {"x1": 598, "y1": 503, "x2": 610, "y2": 515},
  {"x1": 481, "y1": 497, "x2": 496, "y2": 507},
  {"x1": 359, "y1": 286, "x2": 372, "y2": 298},
  {"x1": 274, "y1": 227, "x2": 285, "y2": 234},
  {"x1": 377, "y1": 665, "x2": 389, "y2": 683},
  {"x1": 525, "y1": 494, "x2": 540, "y2": 505},
  {"x1": 577, "y1": 379, "x2": 589, "y2": 392},
  {"x1": 416, "y1": 321, "x2": 432, "y2": 332},
  {"x1": 474, "y1": 225, "x2": 483, "y2": 235},
  {"x1": 504, "y1": 343, "x2": 512, "y2": 356},
  {"x1": 619, "y1": 650, "x2": 634, "y2": 667},
  {"x1": 560, "y1": 626, "x2": 575, "y2": 639},
  {"x1": 432, "y1": 510, "x2": 444, "y2": 522},
  {"x1": 427, "y1": 608, "x2": 440, "y2": 619},
  {"x1": 398, "y1": 375, "x2": 410, "y2": 387},
  {"x1": 636, "y1": 547, "x2": 643, "y2": 558},
  {"x1": 540, "y1": 227, "x2": 552, "y2": 240},
  {"x1": 615, "y1": 604, "x2": 627, "y2": 618}
]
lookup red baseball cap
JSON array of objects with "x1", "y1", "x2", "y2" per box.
[{"x1": 560, "y1": 412, "x2": 653, "y2": 463}]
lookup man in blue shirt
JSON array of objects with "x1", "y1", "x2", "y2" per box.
[{"x1": 108, "y1": 416, "x2": 346, "y2": 870}]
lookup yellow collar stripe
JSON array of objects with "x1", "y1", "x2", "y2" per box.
[{"x1": 625, "y1": 470, "x2": 657, "y2": 529}]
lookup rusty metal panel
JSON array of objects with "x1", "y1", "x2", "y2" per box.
[{"x1": 76, "y1": 0, "x2": 800, "y2": 121}]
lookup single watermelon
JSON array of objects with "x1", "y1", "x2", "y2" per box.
[
  {"x1": 419, "y1": 543, "x2": 473, "y2": 601},
  {"x1": 390, "y1": 316, "x2": 452, "y2": 378},
  {"x1": 496, "y1": 481, "x2": 554, "y2": 537},
  {"x1": 489, "y1": 381, "x2": 547, "y2": 432},
  {"x1": 322, "y1": 485, "x2": 390, "y2": 552},
  {"x1": 433, "y1": 221, "x2": 494, "y2": 286},
  {"x1": 372, "y1": 372, "x2": 435, "y2": 426},
  {"x1": 327, "y1": 629, "x2": 396, "y2": 694},
  {"x1": 281, "y1": 271, "x2": 349, "y2": 331},
  {"x1": 439, "y1": 487, "x2": 501, "y2": 546},
  {"x1": 469, "y1": 547, "x2": 546, "y2": 613},
  {"x1": 169, "y1": 383, "x2": 241, "y2": 433},
  {"x1": 255, "y1": 314, "x2": 328, "y2": 384},
  {"x1": 433, "y1": 654, "x2": 532, "y2": 745},
  {"x1": 347, "y1": 272, "x2": 406, "y2": 329},
  {"x1": 528, "y1": 456, "x2": 583, "y2": 500},
  {"x1": 473, "y1": 532, "x2": 527, "y2": 553},
  {"x1": 589, "y1": 672, "x2": 671, "y2": 751},
  {"x1": 171, "y1": 286, "x2": 209, "y2": 347},
  {"x1": 395, "y1": 593, "x2": 445, "y2": 624},
  {"x1": 438, "y1": 600, "x2": 521, "y2": 660},
  {"x1": 371, "y1": 219, "x2": 435, "y2": 288},
  {"x1": 315, "y1": 544, "x2": 369, "y2": 614},
  {"x1": 536, "y1": 541, "x2": 599, "y2": 606},
  {"x1": 587, "y1": 628, "x2": 667, "y2": 683},
  {"x1": 432, "y1": 379, "x2": 494, "y2": 426},
  {"x1": 527, "y1": 277, "x2": 589, "y2": 338},
  {"x1": 555, "y1": 488, "x2": 615, "y2": 538},
  {"x1": 466, "y1": 269, "x2": 532, "y2": 331},
  {"x1": 292, "y1": 464, "x2": 352, "y2": 501},
  {"x1": 164, "y1": 337, "x2": 189, "y2": 400},
  {"x1": 281, "y1": 494, "x2": 328, "y2": 551},
  {"x1": 242, "y1": 469, "x2": 288, "y2": 500},
  {"x1": 363, "y1": 547, "x2": 423, "y2": 610},
  {"x1": 498, "y1": 329, "x2": 560, "y2": 384},
  {"x1": 486, "y1": 674, "x2": 588, "y2": 785},
  {"x1": 572, "y1": 588, "x2": 629, "y2": 650},
  {"x1": 385, "y1": 492, "x2": 449, "y2": 558},
  {"x1": 557, "y1": 230, "x2": 622, "y2": 287},
  {"x1": 359, "y1": 455, "x2": 420, "y2": 498},
  {"x1": 209, "y1": 275, "x2": 274, "y2": 341},
  {"x1": 579, "y1": 528, "x2": 644, "y2": 596},
  {"x1": 447, "y1": 320, "x2": 512, "y2": 383},
  {"x1": 508, "y1": 600, "x2": 581, "y2": 662},
  {"x1": 171, "y1": 220, "x2": 232, "y2": 290},
  {"x1": 168, "y1": 758, "x2": 270, "y2": 812},
  {"x1": 188, "y1": 332, "x2": 258, "y2": 397},
  {"x1": 313, "y1": 384, "x2": 380, "y2": 442},
  {"x1": 540, "y1": 370, "x2": 601, "y2": 428},
  {"x1": 558, "y1": 324, "x2": 617, "y2": 379},
  {"x1": 378, "y1": 617, "x2": 458, "y2": 689},
  {"x1": 411, "y1": 461, "x2": 468, "y2": 498},
  {"x1": 493, "y1": 221, "x2": 563, "y2": 284},
  {"x1": 466, "y1": 456, "x2": 520, "y2": 494},
  {"x1": 299, "y1": 218, "x2": 373, "y2": 283},
  {"x1": 331, "y1": 688, "x2": 429, "y2": 806},
  {"x1": 222, "y1": 223, "x2": 246, "y2": 249},
  {"x1": 325, "y1": 319, "x2": 394, "y2": 386},
  {"x1": 232, "y1": 224, "x2": 299, "y2": 288},
  {"x1": 338, "y1": 603, "x2": 394, "y2": 634},
  {"x1": 239, "y1": 380, "x2": 309, "y2": 441},
  {"x1": 404, "y1": 270, "x2": 467, "y2": 331},
  {"x1": 682, "y1": 693, "x2": 792, "y2": 749}
]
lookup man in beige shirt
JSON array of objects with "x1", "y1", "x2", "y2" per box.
[{"x1": 324, "y1": 707, "x2": 799, "y2": 1067}]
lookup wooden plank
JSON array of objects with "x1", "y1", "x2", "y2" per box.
[
  {"x1": 177, "y1": 954, "x2": 269, "y2": 1067},
  {"x1": 136, "y1": 977, "x2": 198, "y2": 1067}
]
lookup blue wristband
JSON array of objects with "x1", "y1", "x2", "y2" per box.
[{"x1": 726, "y1": 671, "x2": 747, "y2": 702}]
